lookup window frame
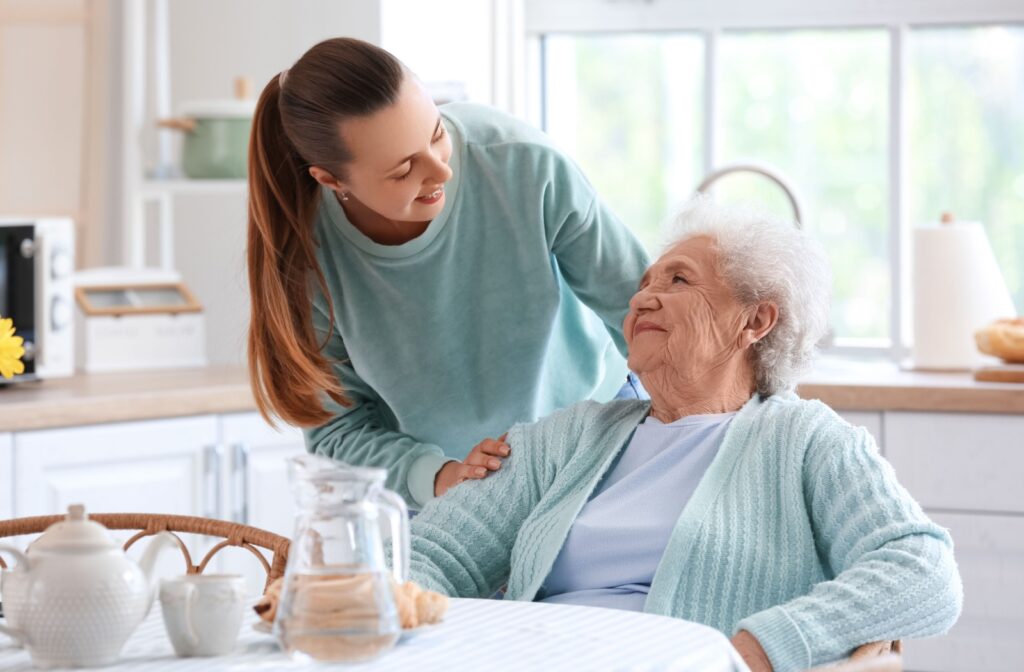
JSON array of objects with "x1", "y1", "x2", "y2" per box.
[{"x1": 523, "y1": 0, "x2": 1024, "y2": 359}]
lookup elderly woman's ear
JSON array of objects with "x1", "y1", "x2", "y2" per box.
[{"x1": 739, "y1": 302, "x2": 778, "y2": 349}]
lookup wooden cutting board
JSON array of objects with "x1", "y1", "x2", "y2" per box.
[{"x1": 974, "y1": 364, "x2": 1024, "y2": 383}]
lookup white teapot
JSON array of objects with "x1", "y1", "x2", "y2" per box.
[{"x1": 0, "y1": 504, "x2": 176, "y2": 669}]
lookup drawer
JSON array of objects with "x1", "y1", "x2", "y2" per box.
[
  {"x1": 903, "y1": 512, "x2": 1024, "y2": 672},
  {"x1": 883, "y1": 413, "x2": 1024, "y2": 513},
  {"x1": 835, "y1": 411, "x2": 882, "y2": 450}
]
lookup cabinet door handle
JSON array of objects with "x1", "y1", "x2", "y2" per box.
[
  {"x1": 203, "y1": 444, "x2": 224, "y2": 519},
  {"x1": 231, "y1": 443, "x2": 250, "y2": 525}
]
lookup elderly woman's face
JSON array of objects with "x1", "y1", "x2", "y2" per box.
[{"x1": 624, "y1": 236, "x2": 752, "y2": 378}]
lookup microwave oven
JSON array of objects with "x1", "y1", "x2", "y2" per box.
[{"x1": 0, "y1": 217, "x2": 75, "y2": 381}]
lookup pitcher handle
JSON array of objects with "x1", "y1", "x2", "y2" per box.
[
  {"x1": 375, "y1": 489, "x2": 410, "y2": 584},
  {"x1": 0, "y1": 544, "x2": 30, "y2": 646}
]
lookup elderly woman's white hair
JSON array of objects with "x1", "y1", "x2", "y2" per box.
[{"x1": 664, "y1": 197, "x2": 832, "y2": 396}]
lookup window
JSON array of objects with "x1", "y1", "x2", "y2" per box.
[
  {"x1": 908, "y1": 26, "x2": 1024, "y2": 316},
  {"x1": 529, "y1": 1, "x2": 1024, "y2": 355},
  {"x1": 544, "y1": 34, "x2": 703, "y2": 251},
  {"x1": 718, "y1": 30, "x2": 890, "y2": 341}
]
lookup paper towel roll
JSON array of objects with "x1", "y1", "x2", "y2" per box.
[{"x1": 912, "y1": 221, "x2": 1016, "y2": 369}]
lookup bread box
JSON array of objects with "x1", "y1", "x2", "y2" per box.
[{"x1": 74, "y1": 268, "x2": 206, "y2": 372}]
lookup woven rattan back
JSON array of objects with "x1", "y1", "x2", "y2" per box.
[{"x1": 0, "y1": 513, "x2": 289, "y2": 591}]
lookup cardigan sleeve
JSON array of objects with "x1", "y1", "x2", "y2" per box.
[
  {"x1": 736, "y1": 420, "x2": 963, "y2": 671},
  {"x1": 406, "y1": 419, "x2": 553, "y2": 599}
]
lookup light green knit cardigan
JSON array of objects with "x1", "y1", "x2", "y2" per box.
[{"x1": 408, "y1": 392, "x2": 962, "y2": 671}]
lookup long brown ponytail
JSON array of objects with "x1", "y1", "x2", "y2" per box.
[{"x1": 247, "y1": 38, "x2": 404, "y2": 427}]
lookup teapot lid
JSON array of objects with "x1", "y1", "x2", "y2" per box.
[{"x1": 31, "y1": 504, "x2": 117, "y2": 552}]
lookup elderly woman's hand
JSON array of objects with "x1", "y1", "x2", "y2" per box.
[
  {"x1": 731, "y1": 630, "x2": 773, "y2": 672},
  {"x1": 434, "y1": 434, "x2": 510, "y2": 497}
]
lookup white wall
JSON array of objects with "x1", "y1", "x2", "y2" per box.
[
  {"x1": 168, "y1": 0, "x2": 381, "y2": 106},
  {"x1": 0, "y1": 0, "x2": 110, "y2": 265},
  {"x1": 380, "y1": 0, "x2": 494, "y2": 105}
]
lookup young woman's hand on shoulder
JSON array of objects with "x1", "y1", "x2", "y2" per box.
[{"x1": 434, "y1": 434, "x2": 510, "y2": 497}]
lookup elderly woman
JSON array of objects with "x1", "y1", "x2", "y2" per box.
[{"x1": 407, "y1": 199, "x2": 962, "y2": 671}]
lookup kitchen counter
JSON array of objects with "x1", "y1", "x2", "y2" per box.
[
  {"x1": 798, "y1": 358, "x2": 1024, "y2": 414},
  {"x1": 1, "y1": 360, "x2": 1022, "y2": 432},
  {"x1": 0, "y1": 367, "x2": 255, "y2": 432}
]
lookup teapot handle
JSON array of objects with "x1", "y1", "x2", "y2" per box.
[
  {"x1": 375, "y1": 489, "x2": 410, "y2": 584},
  {"x1": 0, "y1": 544, "x2": 29, "y2": 646},
  {"x1": 0, "y1": 544, "x2": 29, "y2": 571}
]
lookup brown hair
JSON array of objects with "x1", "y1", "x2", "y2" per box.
[{"x1": 247, "y1": 38, "x2": 404, "y2": 427}]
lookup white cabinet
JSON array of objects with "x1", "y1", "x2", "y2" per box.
[
  {"x1": 903, "y1": 513, "x2": 1024, "y2": 672},
  {"x1": 219, "y1": 412, "x2": 305, "y2": 593},
  {"x1": 884, "y1": 412, "x2": 1024, "y2": 514},
  {"x1": 220, "y1": 412, "x2": 305, "y2": 537},
  {"x1": 880, "y1": 412, "x2": 1024, "y2": 672},
  {"x1": 0, "y1": 433, "x2": 11, "y2": 520},
  {"x1": 13, "y1": 416, "x2": 218, "y2": 517},
  {"x1": 11, "y1": 416, "x2": 220, "y2": 578},
  {"x1": 4, "y1": 413, "x2": 304, "y2": 593}
]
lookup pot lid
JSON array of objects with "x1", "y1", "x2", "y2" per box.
[
  {"x1": 178, "y1": 99, "x2": 256, "y2": 119},
  {"x1": 30, "y1": 504, "x2": 117, "y2": 552}
]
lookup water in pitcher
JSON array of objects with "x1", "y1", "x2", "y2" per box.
[
  {"x1": 275, "y1": 566, "x2": 400, "y2": 662},
  {"x1": 277, "y1": 455, "x2": 410, "y2": 663}
]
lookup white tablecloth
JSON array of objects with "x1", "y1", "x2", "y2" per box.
[{"x1": 0, "y1": 598, "x2": 748, "y2": 671}]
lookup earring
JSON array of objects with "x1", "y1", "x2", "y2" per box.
[{"x1": 340, "y1": 192, "x2": 349, "y2": 202}]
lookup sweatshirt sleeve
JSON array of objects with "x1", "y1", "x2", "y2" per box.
[
  {"x1": 541, "y1": 149, "x2": 651, "y2": 357},
  {"x1": 406, "y1": 420, "x2": 546, "y2": 599},
  {"x1": 736, "y1": 422, "x2": 963, "y2": 671},
  {"x1": 304, "y1": 300, "x2": 456, "y2": 509}
]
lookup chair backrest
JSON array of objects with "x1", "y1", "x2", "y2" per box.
[{"x1": 0, "y1": 513, "x2": 290, "y2": 591}]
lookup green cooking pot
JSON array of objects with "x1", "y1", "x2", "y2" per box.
[{"x1": 161, "y1": 99, "x2": 255, "y2": 179}]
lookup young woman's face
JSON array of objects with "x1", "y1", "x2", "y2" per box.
[{"x1": 334, "y1": 76, "x2": 453, "y2": 223}]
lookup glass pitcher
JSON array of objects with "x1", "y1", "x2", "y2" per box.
[{"x1": 275, "y1": 455, "x2": 410, "y2": 663}]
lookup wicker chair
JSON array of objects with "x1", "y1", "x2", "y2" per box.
[{"x1": 0, "y1": 513, "x2": 290, "y2": 592}]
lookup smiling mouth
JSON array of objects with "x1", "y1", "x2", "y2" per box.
[
  {"x1": 416, "y1": 186, "x2": 444, "y2": 203},
  {"x1": 633, "y1": 321, "x2": 666, "y2": 338}
]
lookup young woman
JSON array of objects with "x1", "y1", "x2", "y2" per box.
[{"x1": 247, "y1": 37, "x2": 650, "y2": 508}]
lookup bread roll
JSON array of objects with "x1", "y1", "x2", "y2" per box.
[
  {"x1": 392, "y1": 579, "x2": 448, "y2": 628},
  {"x1": 976, "y1": 317, "x2": 1024, "y2": 363}
]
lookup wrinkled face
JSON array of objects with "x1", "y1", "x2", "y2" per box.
[
  {"x1": 624, "y1": 236, "x2": 753, "y2": 380},
  {"x1": 337, "y1": 76, "x2": 453, "y2": 222}
]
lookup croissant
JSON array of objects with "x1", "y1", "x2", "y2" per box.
[{"x1": 253, "y1": 576, "x2": 284, "y2": 622}]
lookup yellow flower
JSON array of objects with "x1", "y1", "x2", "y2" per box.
[{"x1": 0, "y1": 316, "x2": 26, "y2": 379}]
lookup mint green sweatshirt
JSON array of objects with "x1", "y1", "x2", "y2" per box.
[
  {"x1": 305, "y1": 103, "x2": 651, "y2": 508},
  {"x1": 408, "y1": 394, "x2": 963, "y2": 671}
]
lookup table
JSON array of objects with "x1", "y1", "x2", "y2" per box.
[{"x1": 0, "y1": 598, "x2": 748, "y2": 671}]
